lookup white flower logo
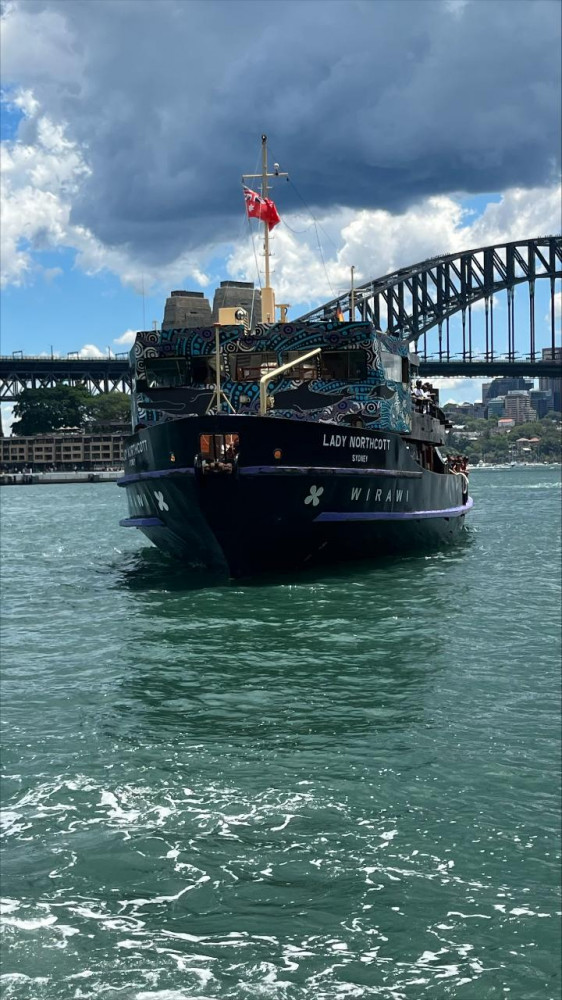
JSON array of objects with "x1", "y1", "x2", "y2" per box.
[
  {"x1": 304, "y1": 485, "x2": 324, "y2": 507},
  {"x1": 154, "y1": 490, "x2": 169, "y2": 512}
]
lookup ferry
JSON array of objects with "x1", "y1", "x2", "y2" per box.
[{"x1": 118, "y1": 138, "x2": 472, "y2": 576}]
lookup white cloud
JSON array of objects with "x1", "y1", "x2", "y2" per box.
[
  {"x1": 227, "y1": 184, "x2": 561, "y2": 311},
  {"x1": 432, "y1": 377, "x2": 487, "y2": 404},
  {"x1": 77, "y1": 344, "x2": 113, "y2": 358},
  {"x1": 57, "y1": 344, "x2": 115, "y2": 358},
  {"x1": 0, "y1": 95, "x2": 90, "y2": 287},
  {"x1": 1, "y1": 403, "x2": 15, "y2": 436},
  {"x1": 113, "y1": 329, "x2": 137, "y2": 347},
  {"x1": 0, "y1": 90, "x2": 212, "y2": 292}
]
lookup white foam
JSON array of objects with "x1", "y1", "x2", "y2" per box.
[
  {"x1": 0, "y1": 898, "x2": 20, "y2": 915},
  {"x1": 271, "y1": 814, "x2": 293, "y2": 831},
  {"x1": 2, "y1": 914, "x2": 57, "y2": 930}
]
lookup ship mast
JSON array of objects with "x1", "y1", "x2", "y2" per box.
[{"x1": 243, "y1": 134, "x2": 287, "y2": 322}]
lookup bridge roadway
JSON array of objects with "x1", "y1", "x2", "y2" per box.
[
  {"x1": 0, "y1": 354, "x2": 560, "y2": 401},
  {"x1": 419, "y1": 358, "x2": 561, "y2": 378},
  {"x1": 0, "y1": 356, "x2": 130, "y2": 401}
]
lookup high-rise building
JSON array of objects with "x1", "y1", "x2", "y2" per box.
[
  {"x1": 539, "y1": 347, "x2": 562, "y2": 412},
  {"x1": 483, "y1": 377, "x2": 533, "y2": 404},
  {"x1": 487, "y1": 396, "x2": 505, "y2": 418},
  {"x1": 530, "y1": 389, "x2": 553, "y2": 419},
  {"x1": 504, "y1": 391, "x2": 536, "y2": 424}
]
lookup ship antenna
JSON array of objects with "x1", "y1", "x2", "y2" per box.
[
  {"x1": 260, "y1": 135, "x2": 273, "y2": 296},
  {"x1": 242, "y1": 134, "x2": 288, "y2": 322}
]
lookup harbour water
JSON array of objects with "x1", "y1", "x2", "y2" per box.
[{"x1": 1, "y1": 466, "x2": 560, "y2": 999}]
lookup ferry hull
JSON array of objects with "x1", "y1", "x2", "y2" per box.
[{"x1": 118, "y1": 416, "x2": 472, "y2": 577}]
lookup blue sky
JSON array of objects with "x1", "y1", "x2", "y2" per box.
[{"x1": 1, "y1": 0, "x2": 561, "y2": 426}]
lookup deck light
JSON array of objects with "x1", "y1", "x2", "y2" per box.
[{"x1": 273, "y1": 448, "x2": 282, "y2": 460}]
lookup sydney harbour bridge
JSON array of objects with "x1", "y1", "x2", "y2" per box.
[{"x1": 0, "y1": 235, "x2": 560, "y2": 402}]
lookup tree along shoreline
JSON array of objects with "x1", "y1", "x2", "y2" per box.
[
  {"x1": 11, "y1": 386, "x2": 131, "y2": 435},
  {"x1": 445, "y1": 413, "x2": 562, "y2": 464}
]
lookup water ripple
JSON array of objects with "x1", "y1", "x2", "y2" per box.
[{"x1": 0, "y1": 469, "x2": 560, "y2": 999}]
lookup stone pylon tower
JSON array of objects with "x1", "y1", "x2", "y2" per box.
[
  {"x1": 162, "y1": 291, "x2": 213, "y2": 329},
  {"x1": 211, "y1": 282, "x2": 262, "y2": 324}
]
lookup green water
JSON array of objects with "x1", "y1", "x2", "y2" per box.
[{"x1": 1, "y1": 467, "x2": 560, "y2": 1000}]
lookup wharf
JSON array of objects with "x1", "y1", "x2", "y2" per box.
[{"x1": 0, "y1": 470, "x2": 123, "y2": 486}]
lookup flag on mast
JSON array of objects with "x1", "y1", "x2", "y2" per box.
[
  {"x1": 243, "y1": 187, "x2": 281, "y2": 231},
  {"x1": 335, "y1": 303, "x2": 345, "y2": 322}
]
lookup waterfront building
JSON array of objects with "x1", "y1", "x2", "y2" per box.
[
  {"x1": 515, "y1": 436, "x2": 541, "y2": 457},
  {"x1": 1, "y1": 430, "x2": 125, "y2": 471},
  {"x1": 504, "y1": 391, "x2": 536, "y2": 424}
]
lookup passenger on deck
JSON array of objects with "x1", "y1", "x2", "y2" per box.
[{"x1": 412, "y1": 380, "x2": 431, "y2": 414}]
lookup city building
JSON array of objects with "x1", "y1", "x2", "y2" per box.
[
  {"x1": 504, "y1": 391, "x2": 536, "y2": 424},
  {"x1": 530, "y1": 389, "x2": 553, "y2": 419},
  {"x1": 1, "y1": 430, "x2": 125, "y2": 471},
  {"x1": 482, "y1": 377, "x2": 533, "y2": 405},
  {"x1": 539, "y1": 347, "x2": 562, "y2": 412},
  {"x1": 515, "y1": 437, "x2": 541, "y2": 457},
  {"x1": 486, "y1": 396, "x2": 506, "y2": 418},
  {"x1": 497, "y1": 418, "x2": 515, "y2": 433}
]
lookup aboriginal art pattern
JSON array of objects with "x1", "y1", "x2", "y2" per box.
[{"x1": 131, "y1": 321, "x2": 411, "y2": 433}]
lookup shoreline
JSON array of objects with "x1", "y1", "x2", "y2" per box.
[{"x1": 0, "y1": 470, "x2": 123, "y2": 486}]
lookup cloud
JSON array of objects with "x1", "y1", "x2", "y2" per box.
[
  {"x1": 0, "y1": 95, "x2": 213, "y2": 291},
  {"x1": 113, "y1": 329, "x2": 137, "y2": 346},
  {"x1": 1, "y1": 0, "x2": 560, "y2": 274},
  {"x1": 227, "y1": 184, "x2": 561, "y2": 311},
  {"x1": 1, "y1": 403, "x2": 15, "y2": 436},
  {"x1": 76, "y1": 344, "x2": 113, "y2": 358},
  {"x1": 437, "y1": 379, "x2": 487, "y2": 404},
  {"x1": 0, "y1": 98, "x2": 90, "y2": 286}
]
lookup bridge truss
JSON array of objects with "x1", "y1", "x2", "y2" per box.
[
  {"x1": 0, "y1": 357, "x2": 130, "y2": 403},
  {"x1": 295, "y1": 236, "x2": 562, "y2": 365}
]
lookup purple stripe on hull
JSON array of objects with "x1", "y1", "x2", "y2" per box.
[
  {"x1": 117, "y1": 467, "x2": 195, "y2": 486},
  {"x1": 239, "y1": 465, "x2": 422, "y2": 478},
  {"x1": 119, "y1": 516, "x2": 165, "y2": 528},
  {"x1": 314, "y1": 497, "x2": 474, "y2": 522}
]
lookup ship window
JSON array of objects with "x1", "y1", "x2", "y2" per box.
[
  {"x1": 199, "y1": 433, "x2": 239, "y2": 461},
  {"x1": 144, "y1": 358, "x2": 188, "y2": 388},
  {"x1": 191, "y1": 357, "x2": 214, "y2": 383},
  {"x1": 283, "y1": 351, "x2": 319, "y2": 380},
  {"x1": 234, "y1": 353, "x2": 278, "y2": 381},
  {"x1": 380, "y1": 349, "x2": 403, "y2": 383},
  {"x1": 320, "y1": 350, "x2": 367, "y2": 381}
]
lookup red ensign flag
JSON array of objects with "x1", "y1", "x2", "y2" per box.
[{"x1": 243, "y1": 187, "x2": 281, "y2": 231}]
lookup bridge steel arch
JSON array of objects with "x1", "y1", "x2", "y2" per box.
[{"x1": 295, "y1": 236, "x2": 562, "y2": 364}]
